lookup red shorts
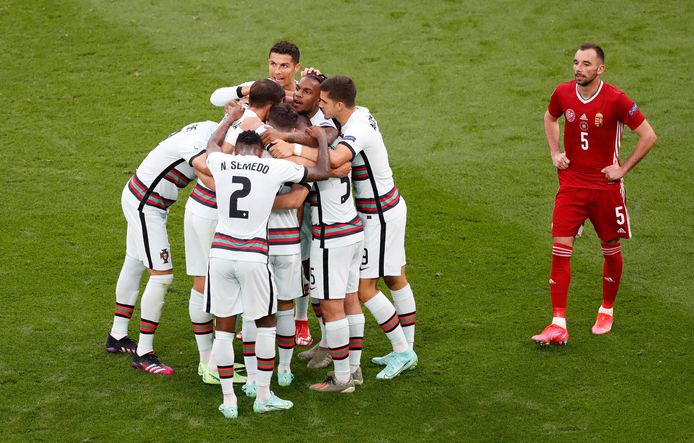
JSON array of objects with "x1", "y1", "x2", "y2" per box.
[{"x1": 552, "y1": 186, "x2": 631, "y2": 241}]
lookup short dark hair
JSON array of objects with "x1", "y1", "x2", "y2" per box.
[
  {"x1": 269, "y1": 41, "x2": 300, "y2": 64},
  {"x1": 236, "y1": 130, "x2": 262, "y2": 149},
  {"x1": 249, "y1": 79, "x2": 285, "y2": 108},
  {"x1": 320, "y1": 75, "x2": 356, "y2": 107},
  {"x1": 304, "y1": 73, "x2": 327, "y2": 85},
  {"x1": 267, "y1": 103, "x2": 300, "y2": 132},
  {"x1": 579, "y1": 43, "x2": 605, "y2": 63}
]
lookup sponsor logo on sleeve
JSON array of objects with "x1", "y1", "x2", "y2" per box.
[
  {"x1": 628, "y1": 103, "x2": 639, "y2": 116},
  {"x1": 342, "y1": 135, "x2": 356, "y2": 142}
]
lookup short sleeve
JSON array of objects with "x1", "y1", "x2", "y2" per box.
[
  {"x1": 616, "y1": 93, "x2": 645, "y2": 130},
  {"x1": 547, "y1": 87, "x2": 564, "y2": 119}
]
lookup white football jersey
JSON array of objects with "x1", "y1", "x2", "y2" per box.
[
  {"x1": 338, "y1": 107, "x2": 402, "y2": 218},
  {"x1": 309, "y1": 108, "x2": 337, "y2": 129},
  {"x1": 185, "y1": 181, "x2": 218, "y2": 220},
  {"x1": 207, "y1": 152, "x2": 308, "y2": 262},
  {"x1": 309, "y1": 150, "x2": 364, "y2": 249},
  {"x1": 223, "y1": 109, "x2": 264, "y2": 146},
  {"x1": 127, "y1": 121, "x2": 217, "y2": 211}
]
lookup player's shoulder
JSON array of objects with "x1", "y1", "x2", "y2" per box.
[
  {"x1": 600, "y1": 81, "x2": 630, "y2": 99},
  {"x1": 553, "y1": 80, "x2": 576, "y2": 95}
]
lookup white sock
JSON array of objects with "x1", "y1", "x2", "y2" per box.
[
  {"x1": 276, "y1": 309, "x2": 295, "y2": 372},
  {"x1": 136, "y1": 274, "x2": 173, "y2": 356},
  {"x1": 189, "y1": 289, "x2": 213, "y2": 362},
  {"x1": 294, "y1": 295, "x2": 309, "y2": 321},
  {"x1": 213, "y1": 331, "x2": 237, "y2": 406},
  {"x1": 364, "y1": 292, "x2": 408, "y2": 353},
  {"x1": 325, "y1": 318, "x2": 350, "y2": 384},
  {"x1": 552, "y1": 317, "x2": 567, "y2": 329},
  {"x1": 391, "y1": 284, "x2": 416, "y2": 349},
  {"x1": 242, "y1": 317, "x2": 258, "y2": 384},
  {"x1": 111, "y1": 255, "x2": 145, "y2": 339},
  {"x1": 255, "y1": 326, "x2": 277, "y2": 402},
  {"x1": 599, "y1": 305, "x2": 614, "y2": 316},
  {"x1": 347, "y1": 314, "x2": 365, "y2": 372},
  {"x1": 312, "y1": 298, "x2": 327, "y2": 347}
]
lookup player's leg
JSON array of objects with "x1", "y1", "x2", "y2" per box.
[
  {"x1": 214, "y1": 316, "x2": 239, "y2": 419},
  {"x1": 533, "y1": 188, "x2": 585, "y2": 345},
  {"x1": 381, "y1": 202, "x2": 416, "y2": 350},
  {"x1": 133, "y1": 209, "x2": 174, "y2": 368},
  {"x1": 299, "y1": 245, "x2": 330, "y2": 368},
  {"x1": 295, "y1": 207, "x2": 314, "y2": 346},
  {"x1": 590, "y1": 188, "x2": 631, "y2": 334},
  {"x1": 271, "y1": 254, "x2": 302, "y2": 385},
  {"x1": 206, "y1": 256, "x2": 243, "y2": 419},
  {"x1": 345, "y1": 292, "x2": 364, "y2": 385},
  {"x1": 238, "y1": 261, "x2": 292, "y2": 413},
  {"x1": 183, "y1": 209, "x2": 215, "y2": 376},
  {"x1": 107, "y1": 193, "x2": 147, "y2": 353},
  {"x1": 309, "y1": 246, "x2": 356, "y2": 392}
]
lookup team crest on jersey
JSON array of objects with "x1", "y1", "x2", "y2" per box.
[
  {"x1": 565, "y1": 109, "x2": 575, "y2": 122},
  {"x1": 595, "y1": 113, "x2": 604, "y2": 127},
  {"x1": 160, "y1": 249, "x2": 170, "y2": 264},
  {"x1": 579, "y1": 121, "x2": 589, "y2": 131}
]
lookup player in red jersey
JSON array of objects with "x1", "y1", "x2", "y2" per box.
[{"x1": 532, "y1": 43, "x2": 657, "y2": 345}]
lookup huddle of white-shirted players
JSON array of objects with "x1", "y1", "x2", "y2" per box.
[{"x1": 105, "y1": 41, "x2": 418, "y2": 419}]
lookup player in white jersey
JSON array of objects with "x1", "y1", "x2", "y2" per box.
[
  {"x1": 105, "y1": 119, "x2": 218, "y2": 376},
  {"x1": 183, "y1": 81, "x2": 284, "y2": 386},
  {"x1": 264, "y1": 73, "x2": 342, "y2": 364},
  {"x1": 210, "y1": 41, "x2": 301, "y2": 107},
  {"x1": 288, "y1": 76, "x2": 417, "y2": 379},
  {"x1": 262, "y1": 104, "x2": 312, "y2": 387},
  {"x1": 205, "y1": 110, "x2": 332, "y2": 418},
  {"x1": 299, "y1": 126, "x2": 366, "y2": 393}
]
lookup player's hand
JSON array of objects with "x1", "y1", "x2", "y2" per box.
[
  {"x1": 260, "y1": 127, "x2": 287, "y2": 146},
  {"x1": 305, "y1": 126, "x2": 326, "y2": 144},
  {"x1": 331, "y1": 162, "x2": 352, "y2": 178},
  {"x1": 552, "y1": 152, "x2": 570, "y2": 170},
  {"x1": 224, "y1": 100, "x2": 243, "y2": 122},
  {"x1": 601, "y1": 164, "x2": 625, "y2": 181},
  {"x1": 268, "y1": 140, "x2": 294, "y2": 159},
  {"x1": 301, "y1": 67, "x2": 322, "y2": 77}
]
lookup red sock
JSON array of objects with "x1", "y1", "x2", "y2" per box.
[
  {"x1": 550, "y1": 243, "x2": 573, "y2": 318},
  {"x1": 601, "y1": 243, "x2": 623, "y2": 309}
]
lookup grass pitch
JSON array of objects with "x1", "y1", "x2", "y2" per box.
[{"x1": 0, "y1": 0, "x2": 692, "y2": 441}]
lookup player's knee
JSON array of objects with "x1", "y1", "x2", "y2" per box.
[
  {"x1": 149, "y1": 273, "x2": 174, "y2": 288},
  {"x1": 384, "y1": 274, "x2": 407, "y2": 291}
]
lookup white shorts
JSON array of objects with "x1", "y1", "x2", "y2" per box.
[
  {"x1": 269, "y1": 254, "x2": 303, "y2": 301},
  {"x1": 184, "y1": 208, "x2": 217, "y2": 276},
  {"x1": 309, "y1": 242, "x2": 362, "y2": 300},
  {"x1": 122, "y1": 188, "x2": 173, "y2": 271},
  {"x1": 359, "y1": 202, "x2": 407, "y2": 278},
  {"x1": 205, "y1": 257, "x2": 277, "y2": 320}
]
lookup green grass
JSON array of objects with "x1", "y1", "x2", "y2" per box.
[{"x1": 1, "y1": 0, "x2": 692, "y2": 441}]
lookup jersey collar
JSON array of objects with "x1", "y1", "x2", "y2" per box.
[{"x1": 575, "y1": 80, "x2": 603, "y2": 104}]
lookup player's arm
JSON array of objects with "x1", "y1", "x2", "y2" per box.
[
  {"x1": 601, "y1": 119, "x2": 657, "y2": 181},
  {"x1": 195, "y1": 168, "x2": 216, "y2": 190},
  {"x1": 544, "y1": 110, "x2": 569, "y2": 170},
  {"x1": 210, "y1": 81, "x2": 254, "y2": 106},
  {"x1": 272, "y1": 184, "x2": 310, "y2": 210},
  {"x1": 261, "y1": 125, "x2": 338, "y2": 149},
  {"x1": 270, "y1": 139, "x2": 352, "y2": 169},
  {"x1": 304, "y1": 126, "x2": 333, "y2": 181},
  {"x1": 207, "y1": 103, "x2": 243, "y2": 154}
]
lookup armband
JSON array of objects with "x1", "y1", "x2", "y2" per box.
[
  {"x1": 294, "y1": 143, "x2": 302, "y2": 157},
  {"x1": 236, "y1": 85, "x2": 244, "y2": 98}
]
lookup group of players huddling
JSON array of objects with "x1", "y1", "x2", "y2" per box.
[{"x1": 104, "y1": 41, "x2": 419, "y2": 418}]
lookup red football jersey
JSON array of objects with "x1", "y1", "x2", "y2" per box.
[{"x1": 548, "y1": 80, "x2": 645, "y2": 190}]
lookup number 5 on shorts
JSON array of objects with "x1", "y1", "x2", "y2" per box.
[{"x1": 615, "y1": 206, "x2": 626, "y2": 225}]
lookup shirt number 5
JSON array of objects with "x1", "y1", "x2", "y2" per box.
[{"x1": 580, "y1": 132, "x2": 589, "y2": 150}]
